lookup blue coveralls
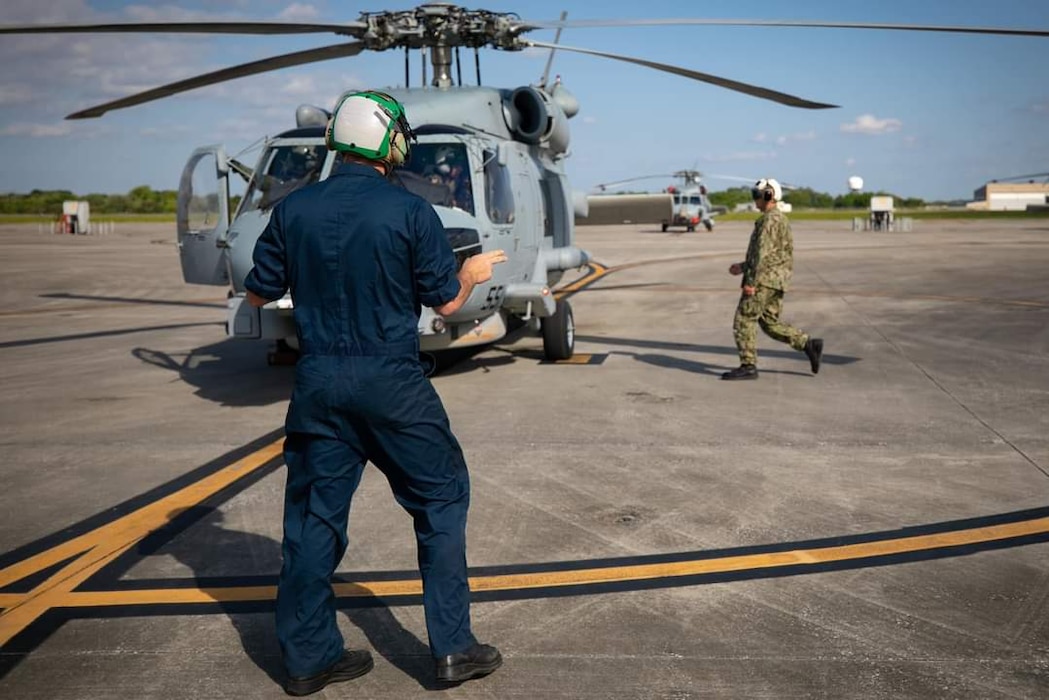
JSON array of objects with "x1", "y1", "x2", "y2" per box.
[{"x1": 244, "y1": 162, "x2": 476, "y2": 678}]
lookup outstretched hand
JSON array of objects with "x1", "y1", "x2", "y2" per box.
[{"x1": 463, "y1": 250, "x2": 508, "y2": 285}]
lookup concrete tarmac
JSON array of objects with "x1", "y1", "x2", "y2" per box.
[{"x1": 1, "y1": 218, "x2": 1048, "y2": 699}]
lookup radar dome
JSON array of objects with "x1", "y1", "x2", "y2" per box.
[{"x1": 847, "y1": 175, "x2": 864, "y2": 192}]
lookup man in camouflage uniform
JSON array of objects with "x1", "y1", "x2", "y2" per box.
[{"x1": 722, "y1": 178, "x2": 823, "y2": 380}]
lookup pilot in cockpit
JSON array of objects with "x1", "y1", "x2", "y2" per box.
[{"x1": 431, "y1": 146, "x2": 473, "y2": 213}]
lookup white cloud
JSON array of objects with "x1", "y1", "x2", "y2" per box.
[
  {"x1": 751, "y1": 132, "x2": 768, "y2": 143},
  {"x1": 0, "y1": 84, "x2": 35, "y2": 106},
  {"x1": 281, "y1": 75, "x2": 323, "y2": 98},
  {"x1": 840, "y1": 114, "x2": 902, "y2": 135},
  {"x1": 2, "y1": 0, "x2": 95, "y2": 23},
  {"x1": 213, "y1": 116, "x2": 271, "y2": 141},
  {"x1": 845, "y1": 157, "x2": 856, "y2": 167},
  {"x1": 278, "y1": 3, "x2": 321, "y2": 21},
  {"x1": 775, "y1": 130, "x2": 816, "y2": 146},
  {"x1": 202, "y1": 69, "x2": 348, "y2": 117},
  {"x1": 702, "y1": 151, "x2": 778, "y2": 163},
  {"x1": 139, "y1": 124, "x2": 192, "y2": 139},
  {"x1": 124, "y1": 4, "x2": 241, "y2": 22},
  {"x1": 0, "y1": 122, "x2": 74, "y2": 137},
  {"x1": 582, "y1": 115, "x2": 597, "y2": 124}
]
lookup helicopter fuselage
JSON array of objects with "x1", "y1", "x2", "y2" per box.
[
  {"x1": 663, "y1": 185, "x2": 715, "y2": 232},
  {"x1": 176, "y1": 85, "x2": 590, "y2": 359}
]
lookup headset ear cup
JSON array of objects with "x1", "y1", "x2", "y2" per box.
[
  {"x1": 324, "y1": 117, "x2": 336, "y2": 151},
  {"x1": 388, "y1": 131, "x2": 407, "y2": 165}
]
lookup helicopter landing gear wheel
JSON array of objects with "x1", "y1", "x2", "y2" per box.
[
  {"x1": 661, "y1": 222, "x2": 668, "y2": 232},
  {"x1": 267, "y1": 338, "x2": 300, "y2": 366},
  {"x1": 541, "y1": 298, "x2": 574, "y2": 361},
  {"x1": 704, "y1": 220, "x2": 714, "y2": 232}
]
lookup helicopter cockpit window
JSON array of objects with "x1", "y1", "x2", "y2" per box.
[
  {"x1": 241, "y1": 143, "x2": 326, "y2": 213},
  {"x1": 397, "y1": 143, "x2": 475, "y2": 215},
  {"x1": 688, "y1": 195, "x2": 703, "y2": 205},
  {"x1": 482, "y1": 148, "x2": 514, "y2": 225}
]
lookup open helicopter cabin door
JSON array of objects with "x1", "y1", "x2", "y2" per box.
[{"x1": 177, "y1": 146, "x2": 231, "y2": 286}]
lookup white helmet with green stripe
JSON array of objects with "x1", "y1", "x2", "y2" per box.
[{"x1": 325, "y1": 90, "x2": 415, "y2": 165}]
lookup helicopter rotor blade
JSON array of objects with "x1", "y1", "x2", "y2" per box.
[
  {"x1": 704, "y1": 174, "x2": 761, "y2": 184},
  {"x1": 66, "y1": 41, "x2": 366, "y2": 119},
  {"x1": 517, "y1": 18, "x2": 1049, "y2": 38},
  {"x1": 594, "y1": 174, "x2": 677, "y2": 191},
  {"x1": 525, "y1": 40, "x2": 837, "y2": 109},
  {"x1": 0, "y1": 20, "x2": 366, "y2": 37}
]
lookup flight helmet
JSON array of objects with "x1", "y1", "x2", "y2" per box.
[
  {"x1": 751, "y1": 178, "x2": 783, "y2": 202},
  {"x1": 325, "y1": 90, "x2": 415, "y2": 165}
]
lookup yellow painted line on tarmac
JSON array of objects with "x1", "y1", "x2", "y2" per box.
[
  {"x1": 551, "y1": 353, "x2": 597, "y2": 365},
  {"x1": 463, "y1": 515, "x2": 1049, "y2": 592},
  {"x1": 0, "y1": 543, "x2": 136, "y2": 646},
  {"x1": 558, "y1": 257, "x2": 1049, "y2": 309},
  {"x1": 0, "y1": 438, "x2": 283, "y2": 646},
  {"x1": 832, "y1": 290, "x2": 1049, "y2": 309},
  {"x1": 554, "y1": 262, "x2": 609, "y2": 298},
  {"x1": 8, "y1": 513, "x2": 1045, "y2": 613}
]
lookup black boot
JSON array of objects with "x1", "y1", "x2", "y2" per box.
[
  {"x1": 436, "y1": 642, "x2": 503, "y2": 683},
  {"x1": 804, "y1": 338, "x2": 824, "y2": 374},
  {"x1": 721, "y1": 364, "x2": 758, "y2": 380},
  {"x1": 284, "y1": 649, "x2": 374, "y2": 696}
]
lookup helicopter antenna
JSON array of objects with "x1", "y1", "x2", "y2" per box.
[
  {"x1": 474, "y1": 47, "x2": 481, "y2": 85},
  {"x1": 540, "y1": 10, "x2": 568, "y2": 89},
  {"x1": 456, "y1": 46, "x2": 463, "y2": 86},
  {"x1": 404, "y1": 46, "x2": 410, "y2": 88}
]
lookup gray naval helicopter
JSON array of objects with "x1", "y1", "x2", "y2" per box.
[
  {"x1": 187, "y1": 80, "x2": 592, "y2": 364},
  {"x1": 3, "y1": 4, "x2": 1046, "y2": 363},
  {"x1": 592, "y1": 170, "x2": 744, "y2": 232}
]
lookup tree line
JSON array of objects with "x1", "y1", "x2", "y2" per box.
[
  {"x1": 2, "y1": 184, "x2": 929, "y2": 216},
  {"x1": 708, "y1": 186, "x2": 926, "y2": 210},
  {"x1": 0, "y1": 186, "x2": 179, "y2": 215}
]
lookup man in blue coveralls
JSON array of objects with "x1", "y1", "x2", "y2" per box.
[{"x1": 244, "y1": 90, "x2": 507, "y2": 696}]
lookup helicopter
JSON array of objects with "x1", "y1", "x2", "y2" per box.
[
  {"x1": 2, "y1": 5, "x2": 1046, "y2": 363},
  {"x1": 591, "y1": 170, "x2": 753, "y2": 232},
  {"x1": 182, "y1": 79, "x2": 592, "y2": 365}
]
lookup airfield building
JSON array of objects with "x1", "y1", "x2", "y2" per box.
[{"x1": 967, "y1": 181, "x2": 1049, "y2": 211}]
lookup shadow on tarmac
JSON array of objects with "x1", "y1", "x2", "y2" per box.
[
  {"x1": 0, "y1": 322, "x2": 223, "y2": 350},
  {"x1": 132, "y1": 340, "x2": 295, "y2": 407},
  {"x1": 135, "y1": 507, "x2": 442, "y2": 691},
  {"x1": 576, "y1": 334, "x2": 861, "y2": 369},
  {"x1": 39, "y1": 292, "x2": 225, "y2": 310}
]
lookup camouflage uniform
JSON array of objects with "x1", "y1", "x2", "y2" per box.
[{"x1": 733, "y1": 207, "x2": 809, "y2": 365}]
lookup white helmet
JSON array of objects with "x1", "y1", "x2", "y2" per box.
[
  {"x1": 752, "y1": 178, "x2": 783, "y2": 202},
  {"x1": 434, "y1": 145, "x2": 456, "y2": 174},
  {"x1": 325, "y1": 90, "x2": 414, "y2": 165}
]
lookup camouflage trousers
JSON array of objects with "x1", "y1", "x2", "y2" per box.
[{"x1": 733, "y1": 286, "x2": 808, "y2": 365}]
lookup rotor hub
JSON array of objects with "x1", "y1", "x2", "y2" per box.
[{"x1": 357, "y1": 4, "x2": 525, "y2": 51}]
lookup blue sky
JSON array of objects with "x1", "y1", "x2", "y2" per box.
[{"x1": 1, "y1": 0, "x2": 1047, "y2": 201}]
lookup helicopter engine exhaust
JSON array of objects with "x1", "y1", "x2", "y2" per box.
[{"x1": 506, "y1": 87, "x2": 570, "y2": 154}]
